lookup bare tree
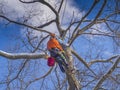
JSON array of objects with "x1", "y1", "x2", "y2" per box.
[{"x1": 0, "y1": 0, "x2": 120, "y2": 90}]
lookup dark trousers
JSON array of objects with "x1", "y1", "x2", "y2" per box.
[{"x1": 49, "y1": 48, "x2": 68, "y2": 73}]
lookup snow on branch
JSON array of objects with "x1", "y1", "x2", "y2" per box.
[{"x1": 0, "y1": 50, "x2": 47, "y2": 60}]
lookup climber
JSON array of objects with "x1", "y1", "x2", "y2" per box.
[{"x1": 47, "y1": 33, "x2": 68, "y2": 73}]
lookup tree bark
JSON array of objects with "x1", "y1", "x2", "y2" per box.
[{"x1": 65, "y1": 47, "x2": 81, "y2": 90}]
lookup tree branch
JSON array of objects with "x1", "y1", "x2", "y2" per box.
[
  {"x1": 19, "y1": 0, "x2": 63, "y2": 36},
  {"x1": 0, "y1": 15, "x2": 50, "y2": 34},
  {"x1": 68, "y1": 0, "x2": 98, "y2": 45},
  {"x1": 88, "y1": 55, "x2": 119, "y2": 66},
  {"x1": 37, "y1": 0, "x2": 63, "y2": 35},
  {"x1": 71, "y1": 0, "x2": 97, "y2": 37},
  {"x1": 0, "y1": 50, "x2": 47, "y2": 59},
  {"x1": 25, "y1": 67, "x2": 53, "y2": 89},
  {"x1": 68, "y1": 0, "x2": 107, "y2": 45},
  {"x1": 58, "y1": 0, "x2": 64, "y2": 13},
  {"x1": 93, "y1": 56, "x2": 120, "y2": 90},
  {"x1": 82, "y1": 32, "x2": 116, "y2": 38},
  {"x1": 19, "y1": 0, "x2": 38, "y2": 3},
  {"x1": 72, "y1": 50, "x2": 97, "y2": 76},
  {"x1": 37, "y1": 19, "x2": 56, "y2": 28}
]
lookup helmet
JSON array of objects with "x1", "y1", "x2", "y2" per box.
[{"x1": 50, "y1": 33, "x2": 55, "y2": 37}]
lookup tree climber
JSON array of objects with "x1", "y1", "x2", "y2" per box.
[{"x1": 47, "y1": 33, "x2": 68, "y2": 73}]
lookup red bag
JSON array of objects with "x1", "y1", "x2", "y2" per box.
[{"x1": 47, "y1": 57, "x2": 55, "y2": 67}]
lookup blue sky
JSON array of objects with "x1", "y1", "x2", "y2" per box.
[{"x1": 0, "y1": 23, "x2": 21, "y2": 51}]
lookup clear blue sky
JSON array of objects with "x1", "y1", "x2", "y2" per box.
[{"x1": 0, "y1": 23, "x2": 21, "y2": 51}]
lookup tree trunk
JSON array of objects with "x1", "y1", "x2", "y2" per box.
[{"x1": 65, "y1": 47, "x2": 81, "y2": 90}]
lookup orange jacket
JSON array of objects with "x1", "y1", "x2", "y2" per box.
[{"x1": 47, "y1": 37, "x2": 63, "y2": 51}]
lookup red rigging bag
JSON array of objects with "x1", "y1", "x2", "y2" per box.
[{"x1": 47, "y1": 57, "x2": 55, "y2": 67}]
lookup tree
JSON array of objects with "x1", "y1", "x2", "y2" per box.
[{"x1": 0, "y1": 0, "x2": 120, "y2": 90}]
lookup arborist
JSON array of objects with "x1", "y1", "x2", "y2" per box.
[{"x1": 47, "y1": 33, "x2": 68, "y2": 73}]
